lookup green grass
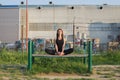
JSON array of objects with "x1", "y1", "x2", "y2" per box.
[
  {"x1": 0, "y1": 48, "x2": 120, "y2": 75},
  {"x1": 0, "y1": 48, "x2": 27, "y2": 64},
  {"x1": 0, "y1": 48, "x2": 88, "y2": 75},
  {"x1": 0, "y1": 48, "x2": 120, "y2": 79},
  {"x1": 31, "y1": 58, "x2": 87, "y2": 74},
  {"x1": 92, "y1": 50, "x2": 120, "y2": 65}
]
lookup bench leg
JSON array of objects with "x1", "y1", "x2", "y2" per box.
[
  {"x1": 83, "y1": 57, "x2": 87, "y2": 64},
  {"x1": 28, "y1": 40, "x2": 32, "y2": 70},
  {"x1": 88, "y1": 41, "x2": 92, "y2": 72},
  {"x1": 32, "y1": 57, "x2": 35, "y2": 64}
]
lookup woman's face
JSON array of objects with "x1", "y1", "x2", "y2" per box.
[{"x1": 58, "y1": 29, "x2": 63, "y2": 35}]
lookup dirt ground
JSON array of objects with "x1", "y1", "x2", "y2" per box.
[
  {"x1": 35, "y1": 65, "x2": 120, "y2": 80},
  {"x1": 0, "y1": 65, "x2": 120, "y2": 80}
]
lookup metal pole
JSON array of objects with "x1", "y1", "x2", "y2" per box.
[
  {"x1": 26, "y1": 0, "x2": 28, "y2": 52},
  {"x1": 73, "y1": 17, "x2": 75, "y2": 49},
  {"x1": 28, "y1": 40, "x2": 32, "y2": 70},
  {"x1": 21, "y1": 25, "x2": 24, "y2": 64},
  {"x1": 21, "y1": 25, "x2": 24, "y2": 52},
  {"x1": 21, "y1": 2, "x2": 24, "y2": 53},
  {"x1": 88, "y1": 41, "x2": 92, "y2": 72},
  {"x1": 32, "y1": 41, "x2": 35, "y2": 63},
  {"x1": 83, "y1": 42, "x2": 87, "y2": 64}
]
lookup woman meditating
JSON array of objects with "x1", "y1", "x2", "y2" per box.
[
  {"x1": 45, "y1": 28, "x2": 73, "y2": 55},
  {"x1": 55, "y1": 28, "x2": 65, "y2": 56}
]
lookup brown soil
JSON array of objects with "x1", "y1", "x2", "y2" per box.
[
  {"x1": 0, "y1": 65, "x2": 120, "y2": 80},
  {"x1": 35, "y1": 65, "x2": 120, "y2": 80}
]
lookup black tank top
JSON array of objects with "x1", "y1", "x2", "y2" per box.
[{"x1": 56, "y1": 39, "x2": 64, "y2": 52}]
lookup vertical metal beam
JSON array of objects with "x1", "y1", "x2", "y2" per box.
[
  {"x1": 73, "y1": 17, "x2": 75, "y2": 49},
  {"x1": 32, "y1": 41, "x2": 35, "y2": 63},
  {"x1": 83, "y1": 42, "x2": 87, "y2": 64},
  {"x1": 28, "y1": 40, "x2": 32, "y2": 70},
  {"x1": 21, "y1": 25, "x2": 24, "y2": 52},
  {"x1": 88, "y1": 41, "x2": 92, "y2": 72}
]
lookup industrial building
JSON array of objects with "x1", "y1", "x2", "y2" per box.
[{"x1": 0, "y1": 4, "x2": 120, "y2": 44}]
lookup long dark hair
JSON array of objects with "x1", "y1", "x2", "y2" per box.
[{"x1": 56, "y1": 28, "x2": 64, "y2": 40}]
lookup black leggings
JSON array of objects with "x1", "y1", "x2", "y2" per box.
[{"x1": 45, "y1": 48, "x2": 73, "y2": 55}]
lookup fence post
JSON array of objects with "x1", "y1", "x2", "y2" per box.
[
  {"x1": 28, "y1": 40, "x2": 32, "y2": 70},
  {"x1": 83, "y1": 42, "x2": 87, "y2": 64},
  {"x1": 88, "y1": 41, "x2": 92, "y2": 72},
  {"x1": 32, "y1": 41, "x2": 35, "y2": 63}
]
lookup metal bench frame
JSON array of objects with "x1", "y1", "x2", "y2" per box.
[{"x1": 27, "y1": 41, "x2": 92, "y2": 72}]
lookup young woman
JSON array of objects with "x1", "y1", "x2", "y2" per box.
[
  {"x1": 45, "y1": 28, "x2": 73, "y2": 55},
  {"x1": 55, "y1": 28, "x2": 65, "y2": 56}
]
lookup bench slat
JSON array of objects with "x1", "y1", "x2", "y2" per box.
[{"x1": 32, "y1": 54, "x2": 88, "y2": 58}]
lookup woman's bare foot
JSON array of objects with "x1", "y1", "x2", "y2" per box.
[
  {"x1": 59, "y1": 52, "x2": 64, "y2": 56},
  {"x1": 57, "y1": 52, "x2": 61, "y2": 55}
]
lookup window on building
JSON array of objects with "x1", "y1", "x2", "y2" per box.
[{"x1": 29, "y1": 23, "x2": 73, "y2": 31}]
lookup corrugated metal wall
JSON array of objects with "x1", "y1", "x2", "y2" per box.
[
  {"x1": 24, "y1": 5, "x2": 120, "y2": 43},
  {"x1": 0, "y1": 8, "x2": 19, "y2": 43}
]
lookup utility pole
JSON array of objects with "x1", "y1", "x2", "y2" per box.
[{"x1": 26, "y1": 0, "x2": 28, "y2": 52}]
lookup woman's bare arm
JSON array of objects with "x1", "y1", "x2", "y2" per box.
[
  {"x1": 62, "y1": 38, "x2": 65, "y2": 53},
  {"x1": 55, "y1": 40, "x2": 58, "y2": 53}
]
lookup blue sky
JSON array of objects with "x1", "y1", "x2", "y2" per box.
[{"x1": 0, "y1": 0, "x2": 120, "y2": 5}]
